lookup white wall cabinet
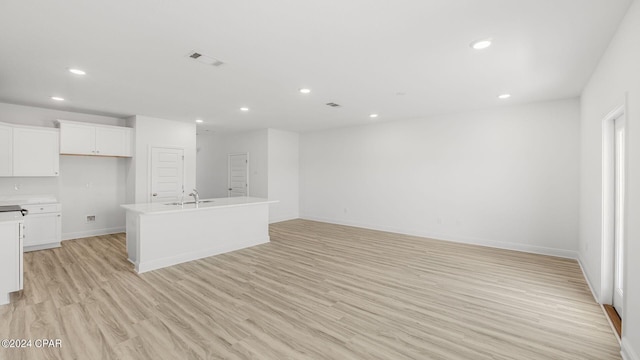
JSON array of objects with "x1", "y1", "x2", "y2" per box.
[
  {"x1": 0, "y1": 124, "x2": 12, "y2": 176},
  {"x1": 22, "y1": 203, "x2": 62, "y2": 251},
  {"x1": 13, "y1": 127, "x2": 60, "y2": 176},
  {"x1": 0, "y1": 122, "x2": 59, "y2": 177},
  {"x1": 59, "y1": 120, "x2": 132, "y2": 157}
]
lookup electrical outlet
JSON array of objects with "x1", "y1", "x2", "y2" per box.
[{"x1": 86, "y1": 215, "x2": 96, "y2": 222}]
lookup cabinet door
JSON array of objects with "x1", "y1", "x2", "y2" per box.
[
  {"x1": 95, "y1": 126, "x2": 132, "y2": 156},
  {"x1": 13, "y1": 128, "x2": 60, "y2": 177},
  {"x1": 0, "y1": 221, "x2": 21, "y2": 294},
  {"x1": 0, "y1": 124, "x2": 12, "y2": 176},
  {"x1": 23, "y1": 213, "x2": 61, "y2": 248},
  {"x1": 60, "y1": 122, "x2": 95, "y2": 155}
]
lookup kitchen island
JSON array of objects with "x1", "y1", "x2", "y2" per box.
[{"x1": 121, "y1": 197, "x2": 276, "y2": 273}]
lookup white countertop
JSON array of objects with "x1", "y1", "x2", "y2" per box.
[
  {"x1": 121, "y1": 196, "x2": 277, "y2": 214},
  {"x1": 0, "y1": 195, "x2": 58, "y2": 206},
  {"x1": 0, "y1": 212, "x2": 23, "y2": 222}
]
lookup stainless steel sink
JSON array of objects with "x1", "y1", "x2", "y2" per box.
[{"x1": 165, "y1": 200, "x2": 215, "y2": 206}]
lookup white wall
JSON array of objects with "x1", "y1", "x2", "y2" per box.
[
  {"x1": 579, "y1": 2, "x2": 640, "y2": 359},
  {"x1": 267, "y1": 129, "x2": 299, "y2": 223},
  {"x1": 59, "y1": 156, "x2": 128, "y2": 239},
  {"x1": 196, "y1": 133, "x2": 225, "y2": 199},
  {"x1": 128, "y1": 115, "x2": 197, "y2": 204},
  {"x1": 0, "y1": 102, "x2": 129, "y2": 239},
  {"x1": 300, "y1": 99, "x2": 580, "y2": 258},
  {"x1": 196, "y1": 128, "x2": 299, "y2": 223},
  {"x1": 196, "y1": 129, "x2": 269, "y2": 198}
]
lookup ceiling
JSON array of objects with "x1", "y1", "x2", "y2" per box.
[{"x1": 0, "y1": 0, "x2": 632, "y2": 133}]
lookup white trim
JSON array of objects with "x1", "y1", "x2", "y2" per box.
[
  {"x1": 269, "y1": 215, "x2": 299, "y2": 224},
  {"x1": 62, "y1": 227, "x2": 125, "y2": 241},
  {"x1": 601, "y1": 103, "x2": 625, "y2": 304},
  {"x1": 24, "y1": 243, "x2": 61, "y2": 252},
  {"x1": 135, "y1": 236, "x2": 269, "y2": 273},
  {"x1": 301, "y1": 215, "x2": 578, "y2": 259},
  {"x1": 622, "y1": 338, "x2": 640, "y2": 360}
]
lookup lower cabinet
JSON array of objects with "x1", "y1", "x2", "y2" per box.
[
  {"x1": 0, "y1": 218, "x2": 23, "y2": 305},
  {"x1": 22, "y1": 203, "x2": 62, "y2": 251}
]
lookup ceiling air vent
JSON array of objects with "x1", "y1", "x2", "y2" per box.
[
  {"x1": 187, "y1": 51, "x2": 225, "y2": 67},
  {"x1": 326, "y1": 102, "x2": 341, "y2": 107}
]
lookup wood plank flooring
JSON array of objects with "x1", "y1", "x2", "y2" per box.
[{"x1": 0, "y1": 219, "x2": 620, "y2": 359}]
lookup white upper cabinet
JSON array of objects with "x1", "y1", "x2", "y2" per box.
[
  {"x1": 95, "y1": 126, "x2": 131, "y2": 156},
  {"x1": 59, "y1": 120, "x2": 132, "y2": 157},
  {"x1": 13, "y1": 127, "x2": 60, "y2": 177},
  {"x1": 0, "y1": 123, "x2": 59, "y2": 177},
  {"x1": 0, "y1": 124, "x2": 12, "y2": 176},
  {"x1": 59, "y1": 122, "x2": 94, "y2": 155}
]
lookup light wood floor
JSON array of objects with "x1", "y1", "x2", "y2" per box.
[{"x1": 0, "y1": 219, "x2": 620, "y2": 360}]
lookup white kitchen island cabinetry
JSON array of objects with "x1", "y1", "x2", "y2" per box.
[
  {"x1": 122, "y1": 197, "x2": 276, "y2": 273},
  {"x1": 0, "y1": 214, "x2": 23, "y2": 305},
  {"x1": 58, "y1": 120, "x2": 132, "y2": 157}
]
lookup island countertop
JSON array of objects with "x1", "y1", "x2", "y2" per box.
[{"x1": 121, "y1": 196, "x2": 277, "y2": 215}]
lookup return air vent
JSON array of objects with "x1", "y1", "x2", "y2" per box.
[
  {"x1": 187, "y1": 51, "x2": 225, "y2": 67},
  {"x1": 326, "y1": 102, "x2": 341, "y2": 107}
]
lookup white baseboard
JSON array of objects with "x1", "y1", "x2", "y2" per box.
[
  {"x1": 577, "y1": 256, "x2": 600, "y2": 303},
  {"x1": 301, "y1": 215, "x2": 578, "y2": 259},
  {"x1": 269, "y1": 215, "x2": 299, "y2": 224},
  {"x1": 62, "y1": 227, "x2": 125, "y2": 241},
  {"x1": 135, "y1": 236, "x2": 270, "y2": 274},
  {"x1": 24, "y1": 243, "x2": 61, "y2": 252},
  {"x1": 622, "y1": 338, "x2": 640, "y2": 360}
]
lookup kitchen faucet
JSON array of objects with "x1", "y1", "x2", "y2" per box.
[{"x1": 189, "y1": 189, "x2": 200, "y2": 203}]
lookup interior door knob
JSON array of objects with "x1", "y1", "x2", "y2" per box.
[{"x1": 152, "y1": 193, "x2": 158, "y2": 197}]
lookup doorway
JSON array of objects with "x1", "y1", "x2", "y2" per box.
[
  {"x1": 612, "y1": 113, "x2": 625, "y2": 316},
  {"x1": 228, "y1": 153, "x2": 249, "y2": 197},
  {"x1": 601, "y1": 105, "x2": 626, "y2": 338},
  {"x1": 149, "y1": 147, "x2": 185, "y2": 203}
]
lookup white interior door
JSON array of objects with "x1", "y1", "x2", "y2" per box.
[
  {"x1": 613, "y1": 114, "x2": 626, "y2": 315},
  {"x1": 150, "y1": 147, "x2": 185, "y2": 203},
  {"x1": 228, "y1": 153, "x2": 248, "y2": 197}
]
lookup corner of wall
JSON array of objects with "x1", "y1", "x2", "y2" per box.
[{"x1": 578, "y1": 253, "x2": 601, "y2": 303}]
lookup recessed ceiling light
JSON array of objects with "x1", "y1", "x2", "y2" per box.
[
  {"x1": 195, "y1": 119, "x2": 204, "y2": 123},
  {"x1": 470, "y1": 39, "x2": 492, "y2": 50},
  {"x1": 51, "y1": 96, "x2": 65, "y2": 101},
  {"x1": 240, "y1": 107, "x2": 250, "y2": 112},
  {"x1": 299, "y1": 88, "x2": 311, "y2": 94},
  {"x1": 498, "y1": 93, "x2": 511, "y2": 99},
  {"x1": 68, "y1": 68, "x2": 86, "y2": 75},
  {"x1": 369, "y1": 114, "x2": 379, "y2": 118}
]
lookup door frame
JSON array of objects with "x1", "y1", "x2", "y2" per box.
[
  {"x1": 227, "y1": 152, "x2": 249, "y2": 197},
  {"x1": 601, "y1": 103, "x2": 626, "y2": 309},
  {"x1": 148, "y1": 146, "x2": 186, "y2": 203}
]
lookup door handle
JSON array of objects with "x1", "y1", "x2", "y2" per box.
[
  {"x1": 152, "y1": 193, "x2": 158, "y2": 197},
  {"x1": 228, "y1": 188, "x2": 232, "y2": 191}
]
